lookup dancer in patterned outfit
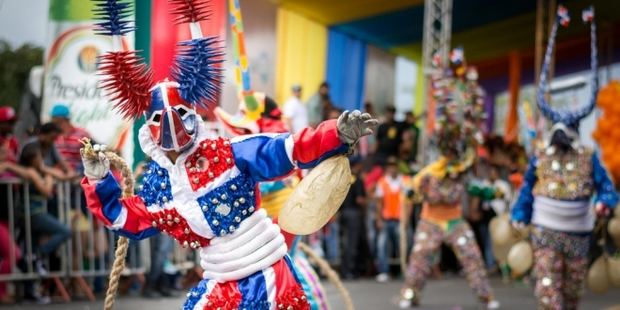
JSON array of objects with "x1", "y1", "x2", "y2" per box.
[
  {"x1": 398, "y1": 48, "x2": 499, "y2": 309},
  {"x1": 511, "y1": 6, "x2": 618, "y2": 310},
  {"x1": 81, "y1": 1, "x2": 377, "y2": 309}
]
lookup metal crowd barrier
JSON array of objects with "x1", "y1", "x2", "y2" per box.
[{"x1": 0, "y1": 178, "x2": 199, "y2": 301}]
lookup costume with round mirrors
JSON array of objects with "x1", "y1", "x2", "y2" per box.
[{"x1": 510, "y1": 6, "x2": 619, "y2": 310}]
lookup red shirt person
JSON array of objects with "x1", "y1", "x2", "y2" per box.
[
  {"x1": 0, "y1": 107, "x2": 19, "y2": 164},
  {"x1": 50, "y1": 104, "x2": 91, "y2": 175}
]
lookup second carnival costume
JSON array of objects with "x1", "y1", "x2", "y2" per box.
[
  {"x1": 511, "y1": 6, "x2": 619, "y2": 310},
  {"x1": 398, "y1": 49, "x2": 499, "y2": 309},
  {"x1": 80, "y1": 1, "x2": 377, "y2": 309}
]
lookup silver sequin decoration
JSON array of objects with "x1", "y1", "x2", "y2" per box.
[{"x1": 215, "y1": 204, "x2": 231, "y2": 216}]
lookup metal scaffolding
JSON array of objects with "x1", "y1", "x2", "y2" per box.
[
  {"x1": 422, "y1": 0, "x2": 453, "y2": 71},
  {"x1": 420, "y1": 0, "x2": 453, "y2": 163}
]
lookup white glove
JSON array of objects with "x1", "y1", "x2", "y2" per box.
[
  {"x1": 81, "y1": 144, "x2": 110, "y2": 181},
  {"x1": 337, "y1": 110, "x2": 378, "y2": 145}
]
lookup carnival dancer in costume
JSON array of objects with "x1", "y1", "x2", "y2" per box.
[
  {"x1": 511, "y1": 6, "x2": 619, "y2": 310},
  {"x1": 398, "y1": 49, "x2": 499, "y2": 309},
  {"x1": 81, "y1": 1, "x2": 377, "y2": 309}
]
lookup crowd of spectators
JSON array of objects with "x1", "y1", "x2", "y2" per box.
[
  {"x1": 284, "y1": 82, "x2": 530, "y2": 285},
  {"x1": 0, "y1": 104, "x2": 179, "y2": 304}
]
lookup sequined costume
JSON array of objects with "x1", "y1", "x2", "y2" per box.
[
  {"x1": 81, "y1": 2, "x2": 377, "y2": 309},
  {"x1": 511, "y1": 6, "x2": 619, "y2": 310},
  {"x1": 83, "y1": 119, "x2": 347, "y2": 309},
  {"x1": 399, "y1": 48, "x2": 498, "y2": 309},
  {"x1": 402, "y1": 172, "x2": 494, "y2": 306}
]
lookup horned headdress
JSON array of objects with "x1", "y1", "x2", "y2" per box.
[{"x1": 537, "y1": 5, "x2": 598, "y2": 131}]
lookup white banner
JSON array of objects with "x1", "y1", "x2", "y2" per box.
[{"x1": 42, "y1": 3, "x2": 134, "y2": 164}]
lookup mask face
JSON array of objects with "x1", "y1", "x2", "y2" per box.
[
  {"x1": 548, "y1": 123, "x2": 579, "y2": 151},
  {"x1": 145, "y1": 81, "x2": 197, "y2": 152},
  {"x1": 550, "y1": 129, "x2": 573, "y2": 150}
]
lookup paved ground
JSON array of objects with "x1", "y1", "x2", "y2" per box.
[{"x1": 4, "y1": 276, "x2": 619, "y2": 310}]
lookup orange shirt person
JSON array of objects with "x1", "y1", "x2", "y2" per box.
[{"x1": 374, "y1": 157, "x2": 411, "y2": 282}]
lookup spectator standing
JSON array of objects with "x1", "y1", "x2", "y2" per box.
[
  {"x1": 467, "y1": 160, "x2": 497, "y2": 272},
  {"x1": 339, "y1": 156, "x2": 367, "y2": 279},
  {"x1": 282, "y1": 85, "x2": 308, "y2": 134},
  {"x1": 0, "y1": 106, "x2": 25, "y2": 303},
  {"x1": 50, "y1": 104, "x2": 91, "y2": 174},
  {"x1": 306, "y1": 82, "x2": 330, "y2": 127},
  {"x1": 403, "y1": 111, "x2": 420, "y2": 163},
  {"x1": 18, "y1": 142, "x2": 71, "y2": 303},
  {"x1": 375, "y1": 157, "x2": 411, "y2": 282},
  {"x1": 359, "y1": 102, "x2": 377, "y2": 157},
  {"x1": 374, "y1": 106, "x2": 405, "y2": 165}
]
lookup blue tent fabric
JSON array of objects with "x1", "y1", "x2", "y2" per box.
[{"x1": 326, "y1": 29, "x2": 367, "y2": 111}]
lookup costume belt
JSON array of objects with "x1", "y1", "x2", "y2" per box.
[
  {"x1": 200, "y1": 209, "x2": 287, "y2": 282},
  {"x1": 532, "y1": 196, "x2": 593, "y2": 232}
]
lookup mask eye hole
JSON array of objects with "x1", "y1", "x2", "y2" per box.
[
  {"x1": 151, "y1": 112, "x2": 161, "y2": 123},
  {"x1": 177, "y1": 106, "x2": 188, "y2": 117}
]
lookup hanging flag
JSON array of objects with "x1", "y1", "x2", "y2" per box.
[
  {"x1": 557, "y1": 5, "x2": 570, "y2": 27},
  {"x1": 449, "y1": 47, "x2": 464, "y2": 65},
  {"x1": 582, "y1": 6, "x2": 594, "y2": 23}
]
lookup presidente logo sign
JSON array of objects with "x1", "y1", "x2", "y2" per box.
[{"x1": 43, "y1": 24, "x2": 132, "y2": 151}]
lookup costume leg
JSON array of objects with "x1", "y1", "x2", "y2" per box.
[
  {"x1": 532, "y1": 228, "x2": 565, "y2": 310},
  {"x1": 561, "y1": 234, "x2": 590, "y2": 310},
  {"x1": 402, "y1": 220, "x2": 443, "y2": 294},
  {"x1": 446, "y1": 221, "x2": 493, "y2": 303}
]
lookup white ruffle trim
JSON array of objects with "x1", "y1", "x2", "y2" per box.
[{"x1": 199, "y1": 209, "x2": 287, "y2": 282}]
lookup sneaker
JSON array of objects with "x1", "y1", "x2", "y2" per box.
[
  {"x1": 485, "y1": 300, "x2": 500, "y2": 309},
  {"x1": 23, "y1": 293, "x2": 51, "y2": 305},
  {"x1": 375, "y1": 273, "x2": 390, "y2": 283},
  {"x1": 34, "y1": 260, "x2": 48, "y2": 276}
]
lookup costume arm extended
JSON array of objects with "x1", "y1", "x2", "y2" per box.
[
  {"x1": 511, "y1": 156, "x2": 538, "y2": 224},
  {"x1": 231, "y1": 119, "x2": 348, "y2": 182},
  {"x1": 592, "y1": 153, "x2": 619, "y2": 208},
  {"x1": 81, "y1": 173, "x2": 159, "y2": 240}
]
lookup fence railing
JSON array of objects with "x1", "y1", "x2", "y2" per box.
[{"x1": 0, "y1": 178, "x2": 199, "y2": 301}]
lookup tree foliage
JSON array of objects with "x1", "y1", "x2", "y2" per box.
[{"x1": 0, "y1": 40, "x2": 44, "y2": 109}]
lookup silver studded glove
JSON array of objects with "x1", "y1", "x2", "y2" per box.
[{"x1": 336, "y1": 110, "x2": 379, "y2": 145}]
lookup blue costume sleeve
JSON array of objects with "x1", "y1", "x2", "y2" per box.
[
  {"x1": 511, "y1": 156, "x2": 538, "y2": 224},
  {"x1": 82, "y1": 173, "x2": 159, "y2": 240},
  {"x1": 592, "y1": 153, "x2": 619, "y2": 208},
  {"x1": 231, "y1": 133, "x2": 296, "y2": 182},
  {"x1": 231, "y1": 120, "x2": 348, "y2": 182}
]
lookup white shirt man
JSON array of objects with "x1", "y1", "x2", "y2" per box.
[{"x1": 283, "y1": 85, "x2": 308, "y2": 134}]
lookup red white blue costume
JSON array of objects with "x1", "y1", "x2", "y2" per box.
[
  {"x1": 83, "y1": 118, "x2": 347, "y2": 309},
  {"x1": 82, "y1": 2, "x2": 376, "y2": 309}
]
